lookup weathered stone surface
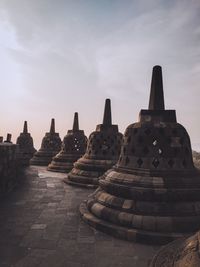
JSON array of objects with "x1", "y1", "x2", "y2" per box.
[
  {"x1": 48, "y1": 113, "x2": 87, "y2": 173},
  {"x1": 80, "y1": 66, "x2": 200, "y2": 244},
  {"x1": 150, "y1": 231, "x2": 200, "y2": 267},
  {"x1": 30, "y1": 119, "x2": 61, "y2": 166},
  {"x1": 16, "y1": 121, "x2": 36, "y2": 166},
  {"x1": 0, "y1": 166, "x2": 159, "y2": 267},
  {"x1": 0, "y1": 143, "x2": 20, "y2": 193},
  {"x1": 65, "y1": 99, "x2": 123, "y2": 188}
]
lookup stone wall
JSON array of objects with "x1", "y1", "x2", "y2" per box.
[{"x1": 0, "y1": 143, "x2": 20, "y2": 194}]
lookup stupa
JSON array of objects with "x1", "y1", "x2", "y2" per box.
[
  {"x1": 65, "y1": 99, "x2": 123, "y2": 188},
  {"x1": 30, "y1": 118, "x2": 61, "y2": 166},
  {"x1": 150, "y1": 231, "x2": 200, "y2": 267},
  {"x1": 16, "y1": 121, "x2": 36, "y2": 166},
  {"x1": 4, "y1": 134, "x2": 12, "y2": 143},
  {"x1": 47, "y1": 112, "x2": 87, "y2": 173},
  {"x1": 80, "y1": 66, "x2": 200, "y2": 244}
]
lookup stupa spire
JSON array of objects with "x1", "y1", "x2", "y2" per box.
[
  {"x1": 73, "y1": 112, "x2": 79, "y2": 131},
  {"x1": 103, "y1": 99, "x2": 112, "y2": 125},
  {"x1": 23, "y1": 121, "x2": 28, "y2": 134},
  {"x1": 148, "y1": 65, "x2": 165, "y2": 110},
  {"x1": 50, "y1": 118, "x2": 55, "y2": 134}
]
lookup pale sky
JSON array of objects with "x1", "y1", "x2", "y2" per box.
[{"x1": 0, "y1": 0, "x2": 200, "y2": 150}]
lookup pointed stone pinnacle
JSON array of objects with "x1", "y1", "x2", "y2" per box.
[
  {"x1": 6, "y1": 133, "x2": 12, "y2": 142},
  {"x1": 23, "y1": 121, "x2": 28, "y2": 134},
  {"x1": 73, "y1": 112, "x2": 79, "y2": 131},
  {"x1": 148, "y1": 65, "x2": 165, "y2": 110},
  {"x1": 50, "y1": 118, "x2": 55, "y2": 134},
  {"x1": 103, "y1": 99, "x2": 112, "y2": 125}
]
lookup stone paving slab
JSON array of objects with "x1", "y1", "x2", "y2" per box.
[{"x1": 0, "y1": 166, "x2": 160, "y2": 267}]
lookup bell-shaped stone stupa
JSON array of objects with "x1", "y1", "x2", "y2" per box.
[
  {"x1": 150, "y1": 230, "x2": 200, "y2": 267},
  {"x1": 65, "y1": 99, "x2": 123, "y2": 188},
  {"x1": 48, "y1": 112, "x2": 87, "y2": 173},
  {"x1": 30, "y1": 118, "x2": 61, "y2": 166},
  {"x1": 80, "y1": 66, "x2": 200, "y2": 244},
  {"x1": 16, "y1": 121, "x2": 36, "y2": 166}
]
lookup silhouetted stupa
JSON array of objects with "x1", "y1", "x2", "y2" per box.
[
  {"x1": 65, "y1": 99, "x2": 123, "y2": 188},
  {"x1": 48, "y1": 112, "x2": 87, "y2": 173},
  {"x1": 80, "y1": 66, "x2": 200, "y2": 244},
  {"x1": 30, "y1": 118, "x2": 61, "y2": 166},
  {"x1": 4, "y1": 134, "x2": 12, "y2": 143},
  {"x1": 16, "y1": 121, "x2": 36, "y2": 166}
]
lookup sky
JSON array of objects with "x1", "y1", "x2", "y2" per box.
[{"x1": 0, "y1": 0, "x2": 200, "y2": 150}]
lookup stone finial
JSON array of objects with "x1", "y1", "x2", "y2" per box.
[
  {"x1": 103, "y1": 99, "x2": 112, "y2": 125},
  {"x1": 148, "y1": 65, "x2": 165, "y2": 110},
  {"x1": 73, "y1": 112, "x2": 79, "y2": 131},
  {"x1": 23, "y1": 121, "x2": 28, "y2": 134},
  {"x1": 6, "y1": 133, "x2": 12, "y2": 143},
  {"x1": 50, "y1": 118, "x2": 55, "y2": 134}
]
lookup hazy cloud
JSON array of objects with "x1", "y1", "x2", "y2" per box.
[{"x1": 0, "y1": 0, "x2": 200, "y2": 149}]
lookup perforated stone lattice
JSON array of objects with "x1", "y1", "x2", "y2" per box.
[
  {"x1": 86, "y1": 131, "x2": 122, "y2": 159},
  {"x1": 117, "y1": 123, "x2": 193, "y2": 170},
  {"x1": 61, "y1": 132, "x2": 87, "y2": 154}
]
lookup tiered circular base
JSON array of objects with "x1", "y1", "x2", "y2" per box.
[
  {"x1": 47, "y1": 153, "x2": 82, "y2": 173},
  {"x1": 80, "y1": 167, "x2": 200, "y2": 244},
  {"x1": 30, "y1": 150, "x2": 59, "y2": 166},
  {"x1": 65, "y1": 158, "x2": 117, "y2": 188},
  {"x1": 17, "y1": 152, "x2": 35, "y2": 166}
]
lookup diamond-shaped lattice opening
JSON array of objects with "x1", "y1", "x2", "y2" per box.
[
  {"x1": 167, "y1": 137, "x2": 171, "y2": 144},
  {"x1": 133, "y1": 129, "x2": 138, "y2": 135},
  {"x1": 182, "y1": 159, "x2": 187, "y2": 168},
  {"x1": 185, "y1": 147, "x2": 189, "y2": 156},
  {"x1": 138, "y1": 136, "x2": 144, "y2": 144},
  {"x1": 158, "y1": 148, "x2": 163, "y2": 155},
  {"x1": 180, "y1": 138, "x2": 184, "y2": 145},
  {"x1": 174, "y1": 148, "x2": 178, "y2": 157},
  {"x1": 152, "y1": 158, "x2": 159, "y2": 168},
  {"x1": 153, "y1": 139, "x2": 158, "y2": 146},
  {"x1": 144, "y1": 128, "x2": 151, "y2": 135},
  {"x1": 159, "y1": 128, "x2": 165, "y2": 135},
  {"x1": 127, "y1": 136, "x2": 131, "y2": 143},
  {"x1": 125, "y1": 156, "x2": 130, "y2": 165},
  {"x1": 131, "y1": 147, "x2": 135, "y2": 155},
  {"x1": 172, "y1": 129, "x2": 178, "y2": 135},
  {"x1": 168, "y1": 159, "x2": 175, "y2": 168},
  {"x1": 137, "y1": 158, "x2": 143, "y2": 167},
  {"x1": 143, "y1": 146, "x2": 149, "y2": 155}
]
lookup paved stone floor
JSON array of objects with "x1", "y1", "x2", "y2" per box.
[{"x1": 0, "y1": 166, "x2": 160, "y2": 267}]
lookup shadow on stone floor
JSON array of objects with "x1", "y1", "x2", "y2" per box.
[{"x1": 0, "y1": 166, "x2": 160, "y2": 267}]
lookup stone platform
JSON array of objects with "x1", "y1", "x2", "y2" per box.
[{"x1": 0, "y1": 166, "x2": 159, "y2": 267}]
